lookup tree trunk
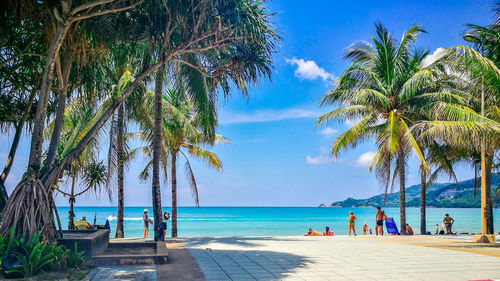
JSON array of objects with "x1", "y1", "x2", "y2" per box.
[
  {"x1": 28, "y1": 22, "x2": 69, "y2": 174},
  {"x1": 419, "y1": 166, "x2": 426, "y2": 235},
  {"x1": 171, "y1": 150, "x2": 178, "y2": 237},
  {"x1": 115, "y1": 104, "x2": 125, "y2": 238},
  {"x1": 44, "y1": 53, "x2": 73, "y2": 171},
  {"x1": 68, "y1": 175, "x2": 76, "y2": 230},
  {"x1": 398, "y1": 151, "x2": 406, "y2": 235},
  {"x1": 152, "y1": 64, "x2": 165, "y2": 241},
  {"x1": 485, "y1": 153, "x2": 494, "y2": 234},
  {"x1": 0, "y1": 88, "x2": 37, "y2": 211}
]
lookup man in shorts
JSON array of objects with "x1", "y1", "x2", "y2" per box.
[
  {"x1": 375, "y1": 207, "x2": 388, "y2": 236},
  {"x1": 443, "y1": 214, "x2": 454, "y2": 234}
]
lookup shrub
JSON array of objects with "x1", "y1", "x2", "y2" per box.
[{"x1": 66, "y1": 243, "x2": 86, "y2": 269}]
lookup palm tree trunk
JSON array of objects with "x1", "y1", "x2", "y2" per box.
[
  {"x1": 419, "y1": 166, "x2": 426, "y2": 235},
  {"x1": 68, "y1": 175, "x2": 76, "y2": 230},
  {"x1": 171, "y1": 150, "x2": 178, "y2": 238},
  {"x1": 485, "y1": 153, "x2": 494, "y2": 234},
  {"x1": 152, "y1": 64, "x2": 165, "y2": 241},
  {"x1": 115, "y1": 104, "x2": 125, "y2": 238},
  {"x1": 398, "y1": 151, "x2": 406, "y2": 235}
]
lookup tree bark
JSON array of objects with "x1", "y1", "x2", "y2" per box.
[
  {"x1": 115, "y1": 104, "x2": 125, "y2": 238},
  {"x1": 152, "y1": 64, "x2": 165, "y2": 241},
  {"x1": 419, "y1": 166, "x2": 426, "y2": 235},
  {"x1": 28, "y1": 22, "x2": 70, "y2": 174},
  {"x1": 68, "y1": 175, "x2": 76, "y2": 229},
  {"x1": 44, "y1": 53, "x2": 73, "y2": 171},
  {"x1": 398, "y1": 151, "x2": 406, "y2": 235},
  {"x1": 485, "y1": 153, "x2": 494, "y2": 234},
  {"x1": 171, "y1": 150, "x2": 178, "y2": 238}
]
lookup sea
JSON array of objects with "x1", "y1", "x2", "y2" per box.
[{"x1": 56, "y1": 206, "x2": 500, "y2": 238}]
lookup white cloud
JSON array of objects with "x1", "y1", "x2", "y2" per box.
[
  {"x1": 285, "y1": 58, "x2": 335, "y2": 81},
  {"x1": 221, "y1": 108, "x2": 322, "y2": 125},
  {"x1": 318, "y1": 127, "x2": 338, "y2": 138},
  {"x1": 421, "y1": 47, "x2": 446, "y2": 68},
  {"x1": 355, "y1": 151, "x2": 376, "y2": 167},
  {"x1": 306, "y1": 155, "x2": 337, "y2": 165}
]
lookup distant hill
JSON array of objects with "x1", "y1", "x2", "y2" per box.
[{"x1": 329, "y1": 173, "x2": 500, "y2": 208}]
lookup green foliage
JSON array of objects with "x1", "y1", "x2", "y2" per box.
[
  {"x1": 66, "y1": 243, "x2": 85, "y2": 269},
  {"x1": 0, "y1": 232, "x2": 85, "y2": 277}
]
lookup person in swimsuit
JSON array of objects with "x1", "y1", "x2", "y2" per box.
[
  {"x1": 362, "y1": 223, "x2": 368, "y2": 235},
  {"x1": 347, "y1": 211, "x2": 357, "y2": 236},
  {"x1": 406, "y1": 223, "x2": 414, "y2": 235},
  {"x1": 304, "y1": 228, "x2": 322, "y2": 236},
  {"x1": 375, "y1": 207, "x2": 388, "y2": 236},
  {"x1": 435, "y1": 224, "x2": 439, "y2": 234},
  {"x1": 143, "y1": 209, "x2": 150, "y2": 238},
  {"x1": 443, "y1": 214, "x2": 454, "y2": 234},
  {"x1": 323, "y1": 226, "x2": 333, "y2": 236}
]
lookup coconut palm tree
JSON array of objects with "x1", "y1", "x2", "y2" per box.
[
  {"x1": 316, "y1": 23, "x2": 450, "y2": 234},
  {"x1": 138, "y1": 86, "x2": 224, "y2": 237}
]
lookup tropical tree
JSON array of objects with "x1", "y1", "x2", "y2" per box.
[
  {"x1": 316, "y1": 23, "x2": 451, "y2": 234},
  {"x1": 138, "y1": 86, "x2": 224, "y2": 237}
]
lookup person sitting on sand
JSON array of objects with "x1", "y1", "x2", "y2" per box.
[
  {"x1": 362, "y1": 223, "x2": 368, "y2": 235},
  {"x1": 323, "y1": 226, "x2": 333, "y2": 236},
  {"x1": 406, "y1": 224, "x2": 414, "y2": 235},
  {"x1": 304, "y1": 228, "x2": 322, "y2": 236},
  {"x1": 81, "y1": 216, "x2": 91, "y2": 229},
  {"x1": 375, "y1": 207, "x2": 388, "y2": 236},
  {"x1": 347, "y1": 211, "x2": 357, "y2": 236},
  {"x1": 443, "y1": 214, "x2": 454, "y2": 234}
]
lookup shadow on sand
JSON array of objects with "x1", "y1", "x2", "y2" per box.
[{"x1": 179, "y1": 236, "x2": 312, "y2": 281}]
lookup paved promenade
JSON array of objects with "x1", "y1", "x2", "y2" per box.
[{"x1": 182, "y1": 235, "x2": 500, "y2": 281}]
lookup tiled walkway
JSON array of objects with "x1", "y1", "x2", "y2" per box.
[{"x1": 181, "y1": 236, "x2": 500, "y2": 281}]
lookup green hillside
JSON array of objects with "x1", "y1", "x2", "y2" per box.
[{"x1": 330, "y1": 173, "x2": 500, "y2": 208}]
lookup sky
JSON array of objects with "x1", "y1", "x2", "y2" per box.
[{"x1": 0, "y1": 0, "x2": 496, "y2": 207}]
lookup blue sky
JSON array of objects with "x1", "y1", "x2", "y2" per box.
[{"x1": 0, "y1": 0, "x2": 495, "y2": 207}]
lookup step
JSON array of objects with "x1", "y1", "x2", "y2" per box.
[{"x1": 92, "y1": 241, "x2": 168, "y2": 265}]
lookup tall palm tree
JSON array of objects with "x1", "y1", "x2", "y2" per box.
[
  {"x1": 316, "y1": 23, "x2": 447, "y2": 234},
  {"x1": 138, "y1": 86, "x2": 224, "y2": 237}
]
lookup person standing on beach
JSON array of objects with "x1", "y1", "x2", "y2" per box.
[
  {"x1": 362, "y1": 223, "x2": 368, "y2": 235},
  {"x1": 347, "y1": 211, "x2": 357, "y2": 236},
  {"x1": 375, "y1": 207, "x2": 388, "y2": 236},
  {"x1": 143, "y1": 209, "x2": 150, "y2": 238},
  {"x1": 443, "y1": 214, "x2": 454, "y2": 234}
]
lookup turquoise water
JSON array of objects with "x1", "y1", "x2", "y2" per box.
[{"x1": 56, "y1": 206, "x2": 500, "y2": 238}]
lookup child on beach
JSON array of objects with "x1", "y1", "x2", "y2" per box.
[
  {"x1": 347, "y1": 211, "x2": 357, "y2": 236},
  {"x1": 362, "y1": 223, "x2": 368, "y2": 235}
]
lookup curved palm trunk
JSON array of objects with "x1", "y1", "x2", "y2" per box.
[
  {"x1": 171, "y1": 151, "x2": 178, "y2": 238},
  {"x1": 115, "y1": 104, "x2": 125, "y2": 238},
  {"x1": 485, "y1": 153, "x2": 494, "y2": 234},
  {"x1": 152, "y1": 64, "x2": 165, "y2": 241},
  {"x1": 398, "y1": 151, "x2": 406, "y2": 235},
  {"x1": 68, "y1": 175, "x2": 76, "y2": 229},
  {"x1": 419, "y1": 167, "x2": 426, "y2": 235}
]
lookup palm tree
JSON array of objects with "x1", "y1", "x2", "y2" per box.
[
  {"x1": 138, "y1": 86, "x2": 224, "y2": 237},
  {"x1": 316, "y1": 23, "x2": 446, "y2": 234}
]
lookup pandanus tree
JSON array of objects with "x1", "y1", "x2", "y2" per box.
[
  {"x1": 138, "y1": 86, "x2": 224, "y2": 237},
  {"x1": 315, "y1": 23, "x2": 460, "y2": 234},
  {"x1": 1, "y1": 0, "x2": 279, "y2": 241}
]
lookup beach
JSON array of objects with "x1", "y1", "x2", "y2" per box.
[
  {"x1": 85, "y1": 234, "x2": 500, "y2": 281},
  {"x1": 61, "y1": 206, "x2": 500, "y2": 237}
]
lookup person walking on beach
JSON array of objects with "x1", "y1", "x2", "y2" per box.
[
  {"x1": 143, "y1": 209, "x2": 151, "y2": 238},
  {"x1": 443, "y1": 214, "x2": 454, "y2": 234},
  {"x1": 347, "y1": 211, "x2": 357, "y2": 236},
  {"x1": 375, "y1": 207, "x2": 388, "y2": 236}
]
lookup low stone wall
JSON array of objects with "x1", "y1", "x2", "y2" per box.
[{"x1": 58, "y1": 229, "x2": 109, "y2": 257}]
